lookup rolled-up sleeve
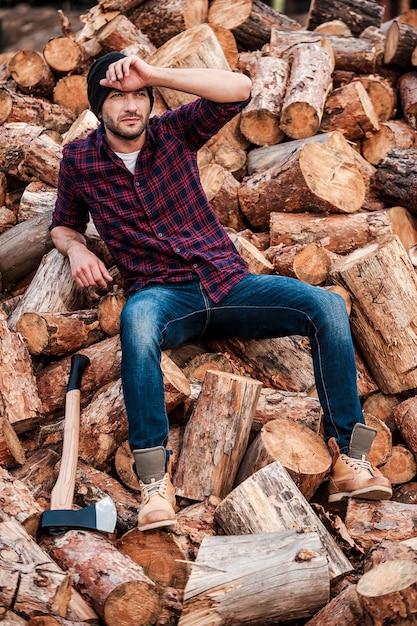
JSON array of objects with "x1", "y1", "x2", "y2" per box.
[{"x1": 50, "y1": 152, "x2": 90, "y2": 233}]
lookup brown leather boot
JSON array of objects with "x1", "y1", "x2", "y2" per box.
[
  {"x1": 133, "y1": 446, "x2": 177, "y2": 531},
  {"x1": 328, "y1": 424, "x2": 392, "y2": 503}
]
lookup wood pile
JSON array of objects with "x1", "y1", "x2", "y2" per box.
[{"x1": 4, "y1": 0, "x2": 417, "y2": 623}]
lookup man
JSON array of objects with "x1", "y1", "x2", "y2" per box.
[{"x1": 50, "y1": 52, "x2": 392, "y2": 531}]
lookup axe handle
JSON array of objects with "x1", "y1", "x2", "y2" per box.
[
  {"x1": 50, "y1": 388, "x2": 81, "y2": 511},
  {"x1": 50, "y1": 353, "x2": 90, "y2": 511}
]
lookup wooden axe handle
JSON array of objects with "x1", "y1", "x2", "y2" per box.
[{"x1": 50, "y1": 354, "x2": 90, "y2": 511}]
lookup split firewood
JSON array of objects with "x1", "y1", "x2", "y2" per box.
[
  {"x1": 117, "y1": 527, "x2": 190, "y2": 588},
  {"x1": 269, "y1": 28, "x2": 379, "y2": 74},
  {"x1": 357, "y1": 559, "x2": 417, "y2": 623},
  {"x1": 147, "y1": 24, "x2": 230, "y2": 110},
  {"x1": 239, "y1": 55, "x2": 289, "y2": 146},
  {"x1": 173, "y1": 370, "x2": 262, "y2": 500},
  {"x1": 205, "y1": 112, "x2": 250, "y2": 156},
  {"x1": 270, "y1": 206, "x2": 417, "y2": 255},
  {"x1": 210, "y1": 24, "x2": 239, "y2": 70},
  {"x1": 18, "y1": 181, "x2": 57, "y2": 221},
  {"x1": 398, "y1": 71, "x2": 417, "y2": 130},
  {"x1": 74, "y1": 5, "x2": 120, "y2": 57},
  {"x1": 292, "y1": 242, "x2": 334, "y2": 285},
  {"x1": 61, "y1": 109, "x2": 99, "y2": 146},
  {"x1": 11, "y1": 447, "x2": 60, "y2": 500},
  {"x1": 16, "y1": 309, "x2": 106, "y2": 356},
  {"x1": 215, "y1": 460, "x2": 354, "y2": 581},
  {"x1": 306, "y1": 0, "x2": 384, "y2": 37},
  {"x1": 0, "y1": 610, "x2": 27, "y2": 625},
  {"x1": 208, "y1": 335, "x2": 315, "y2": 393},
  {"x1": 128, "y1": 0, "x2": 208, "y2": 49},
  {"x1": 8, "y1": 50, "x2": 55, "y2": 97},
  {"x1": 97, "y1": 287, "x2": 126, "y2": 336},
  {"x1": 207, "y1": 0, "x2": 252, "y2": 32},
  {"x1": 379, "y1": 445, "x2": 417, "y2": 485},
  {"x1": 7, "y1": 249, "x2": 86, "y2": 331},
  {"x1": 362, "y1": 118, "x2": 416, "y2": 165},
  {"x1": 330, "y1": 234, "x2": 417, "y2": 394},
  {"x1": 21, "y1": 133, "x2": 63, "y2": 187},
  {"x1": 0, "y1": 413, "x2": 25, "y2": 469},
  {"x1": 234, "y1": 417, "x2": 331, "y2": 501},
  {"x1": 0, "y1": 467, "x2": 44, "y2": 536},
  {"x1": 213, "y1": 144, "x2": 247, "y2": 179},
  {"x1": 355, "y1": 74, "x2": 397, "y2": 123},
  {"x1": 179, "y1": 530, "x2": 330, "y2": 626},
  {"x1": 320, "y1": 80, "x2": 380, "y2": 140},
  {"x1": 238, "y1": 138, "x2": 366, "y2": 230},
  {"x1": 346, "y1": 499, "x2": 417, "y2": 549},
  {"x1": 384, "y1": 19, "x2": 417, "y2": 67},
  {"x1": 0, "y1": 87, "x2": 75, "y2": 133},
  {"x1": 392, "y1": 395, "x2": 417, "y2": 460},
  {"x1": 0, "y1": 311, "x2": 44, "y2": 434},
  {"x1": 39, "y1": 530, "x2": 161, "y2": 626},
  {"x1": 279, "y1": 42, "x2": 334, "y2": 139},
  {"x1": 199, "y1": 164, "x2": 247, "y2": 230},
  {"x1": 0, "y1": 122, "x2": 45, "y2": 179},
  {"x1": 232, "y1": 235, "x2": 274, "y2": 274}
]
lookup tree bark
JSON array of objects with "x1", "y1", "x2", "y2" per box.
[
  {"x1": 179, "y1": 530, "x2": 330, "y2": 626},
  {"x1": 215, "y1": 460, "x2": 354, "y2": 581},
  {"x1": 384, "y1": 19, "x2": 417, "y2": 66},
  {"x1": 173, "y1": 370, "x2": 262, "y2": 500},
  {"x1": 306, "y1": 0, "x2": 384, "y2": 37},
  {"x1": 0, "y1": 87, "x2": 74, "y2": 133},
  {"x1": 320, "y1": 80, "x2": 380, "y2": 140},
  {"x1": 330, "y1": 234, "x2": 417, "y2": 394},
  {"x1": 362, "y1": 119, "x2": 416, "y2": 165},
  {"x1": 398, "y1": 71, "x2": 417, "y2": 131}
]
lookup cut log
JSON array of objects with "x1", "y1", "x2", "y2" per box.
[
  {"x1": 208, "y1": 335, "x2": 315, "y2": 393},
  {"x1": 362, "y1": 119, "x2": 416, "y2": 165},
  {"x1": 53, "y1": 75, "x2": 89, "y2": 118},
  {"x1": 231, "y1": 234, "x2": 274, "y2": 274},
  {"x1": 173, "y1": 370, "x2": 262, "y2": 500},
  {"x1": 213, "y1": 144, "x2": 247, "y2": 180},
  {"x1": 270, "y1": 206, "x2": 417, "y2": 255},
  {"x1": 207, "y1": 0, "x2": 252, "y2": 30},
  {"x1": 384, "y1": 19, "x2": 417, "y2": 67},
  {"x1": 320, "y1": 80, "x2": 380, "y2": 140},
  {"x1": 292, "y1": 242, "x2": 334, "y2": 285},
  {"x1": 398, "y1": 71, "x2": 417, "y2": 131},
  {"x1": 18, "y1": 181, "x2": 57, "y2": 221},
  {"x1": 0, "y1": 122, "x2": 45, "y2": 180},
  {"x1": 117, "y1": 527, "x2": 190, "y2": 588},
  {"x1": 379, "y1": 445, "x2": 417, "y2": 484},
  {"x1": 0, "y1": 311, "x2": 44, "y2": 434},
  {"x1": 238, "y1": 139, "x2": 365, "y2": 230},
  {"x1": 128, "y1": 0, "x2": 208, "y2": 49},
  {"x1": 269, "y1": 28, "x2": 379, "y2": 74},
  {"x1": 306, "y1": 0, "x2": 384, "y2": 37},
  {"x1": 147, "y1": 24, "x2": 230, "y2": 110},
  {"x1": 330, "y1": 234, "x2": 417, "y2": 394},
  {"x1": 234, "y1": 417, "x2": 331, "y2": 501},
  {"x1": 7, "y1": 249, "x2": 86, "y2": 331},
  {"x1": 356, "y1": 74, "x2": 397, "y2": 123},
  {"x1": 61, "y1": 109, "x2": 99, "y2": 146},
  {"x1": 11, "y1": 447, "x2": 60, "y2": 500},
  {"x1": 0, "y1": 467, "x2": 44, "y2": 536},
  {"x1": 279, "y1": 42, "x2": 334, "y2": 139},
  {"x1": 231, "y1": 0, "x2": 303, "y2": 51},
  {"x1": 239, "y1": 55, "x2": 289, "y2": 146},
  {"x1": 253, "y1": 387, "x2": 322, "y2": 433},
  {"x1": 362, "y1": 391, "x2": 400, "y2": 431},
  {"x1": 43, "y1": 36, "x2": 91, "y2": 76},
  {"x1": 392, "y1": 396, "x2": 417, "y2": 460},
  {"x1": 8, "y1": 50, "x2": 55, "y2": 97},
  {"x1": 215, "y1": 460, "x2": 354, "y2": 581},
  {"x1": 97, "y1": 287, "x2": 126, "y2": 336},
  {"x1": 357, "y1": 560, "x2": 417, "y2": 623},
  {"x1": 16, "y1": 309, "x2": 106, "y2": 356},
  {"x1": 179, "y1": 530, "x2": 330, "y2": 626},
  {"x1": 199, "y1": 164, "x2": 247, "y2": 230},
  {"x1": 372, "y1": 147, "x2": 417, "y2": 212},
  {"x1": 0, "y1": 87, "x2": 75, "y2": 133},
  {"x1": 364, "y1": 413, "x2": 392, "y2": 467},
  {"x1": 39, "y1": 530, "x2": 161, "y2": 625},
  {"x1": 0, "y1": 413, "x2": 25, "y2": 469},
  {"x1": 345, "y1": 499, "x2": 417, "y2": 549},
  {"x1": 304, "y1": 584, "x2": 363, "y2": 626}
]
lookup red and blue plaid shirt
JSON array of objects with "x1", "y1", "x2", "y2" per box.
[{"x1": 51, "y1": 96, "x2": 251, "y2": 302}]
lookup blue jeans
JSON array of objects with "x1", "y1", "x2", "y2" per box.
[{"x1": 120, "y1": 274, "x2": 364, "y2": 455}]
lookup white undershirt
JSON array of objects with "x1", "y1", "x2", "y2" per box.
[{"x1": 115, "y1": 150, "x2": 140, "y2": 174}]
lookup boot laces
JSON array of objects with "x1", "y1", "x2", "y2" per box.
[
  {"x1": 143, "y1": 475, "x2": 168, "y2": 497},
  {"x1": 342, "y1": 454, "x2": 374, "y2": 475}
]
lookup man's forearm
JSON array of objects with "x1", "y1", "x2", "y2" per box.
[{"x1": 50, "y1": 225, "x2": 87, "y2": 257}]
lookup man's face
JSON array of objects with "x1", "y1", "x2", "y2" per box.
[{"x1": 100, "y1": 89, "x2": 151, "y2": 141}]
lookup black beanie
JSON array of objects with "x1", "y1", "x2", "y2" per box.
[{"x1": 87, "y1": 52, "x2": 154, "y2": 118}]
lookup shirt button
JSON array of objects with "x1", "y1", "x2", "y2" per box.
[
  {"x1": 135, "y1": 181, "x2": 140, "y2": 187},
  {"x1": 176, "y1": 248, "x2": 181, "y2": 253},
  {"x1": 158, "y1": 232, "x2": 163, "y2": 237},
  {"x1": 193, "y1": 263, "x2": 198, "y2": 268}
]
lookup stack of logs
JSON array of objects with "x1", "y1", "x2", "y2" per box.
[{"x1": 3, "y1": 0, "x2": 417, "y2": 623}]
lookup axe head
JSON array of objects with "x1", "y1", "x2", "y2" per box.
[{"x1": 41, "y1": 495, "x2": 117, "y2": 534}]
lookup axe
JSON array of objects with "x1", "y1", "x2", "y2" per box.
[{"x1": 41, "y1": 353, "x2": 117, "y2": 533}]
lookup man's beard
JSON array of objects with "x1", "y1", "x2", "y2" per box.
[{"x1": 102, "y1": 112, "x2": 149, "y2": 140}]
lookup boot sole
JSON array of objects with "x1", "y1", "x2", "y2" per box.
[
  {"x1": 138, "y1": 518, "x2": 177, "y2": 532},
  {"x1": 328, "y1": 485, "x2": 393, "y2": 503}
]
